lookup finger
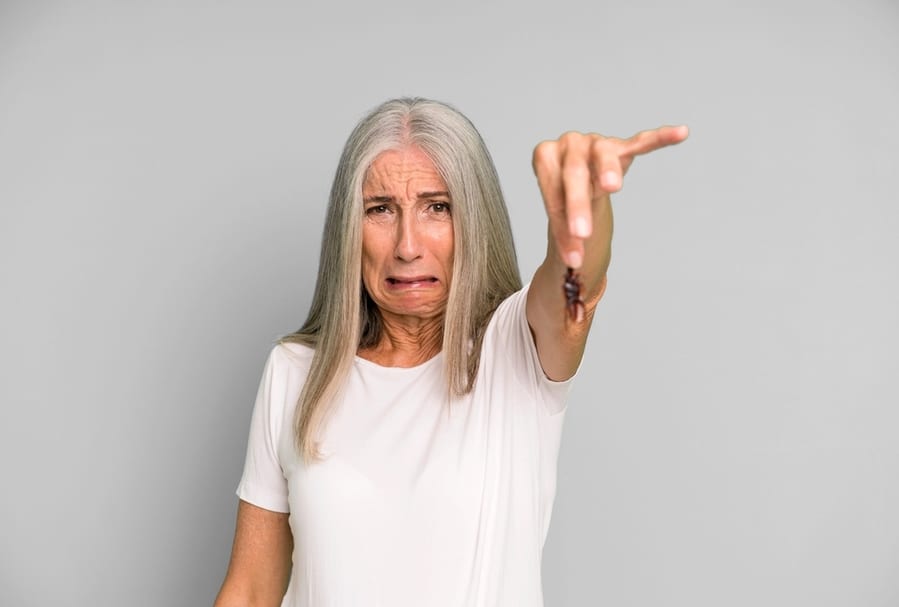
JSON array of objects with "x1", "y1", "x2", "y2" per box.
[
  {"x1": 560, "y1": 134, "x2": 593, "y2": 266},
  {"x1": 533, "y1": 141, "x2": 581, "y2": 267},
  {"x1": 622, "y1": 125, "x2": 690, "y2": 158},
  {"x1": 590, "y1": 137, "x2": 624, "y2": 193}
]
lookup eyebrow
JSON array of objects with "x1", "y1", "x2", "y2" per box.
[
  {"x1": 419, "y1": 191, "x2": 450, "y2": 199},
  {"x1": 363, "y1": 191, "x2": 451, "y2": 203}
]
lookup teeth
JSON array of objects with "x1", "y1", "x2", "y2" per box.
[{"x1": 387, "y1": 277, "x2": 437, "y2": 284}]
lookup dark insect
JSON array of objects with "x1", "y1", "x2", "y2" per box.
[{"x1": 563, "y1": 267, "x2": 585, "y2": 322}]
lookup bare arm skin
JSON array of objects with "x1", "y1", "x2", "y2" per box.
[
  {"x1": 214, "y1": 500, "x2": 293, "y2": 607},
  {"x1": 526, "y1": 126, "x2": 689, "y2": 381}
]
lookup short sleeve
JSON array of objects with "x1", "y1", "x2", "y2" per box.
[
  {"x1": 485, "y1": 284, "x2": 575, "y2": 416},
  {"x1": 236, "y1": 347, "x2": 291, "y2": 513}
]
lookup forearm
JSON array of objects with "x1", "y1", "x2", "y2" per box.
[{"x1": 527, "y1": 196, "x2": 611, "y2": 380}]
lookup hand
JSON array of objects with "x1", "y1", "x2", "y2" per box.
[{"x1": 532, "y1": 125, "x2": 689, "y2": 269}]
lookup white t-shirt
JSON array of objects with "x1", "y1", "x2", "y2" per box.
[{"x1": 237, "y1": 285, "x2": 571, "y2": 607}]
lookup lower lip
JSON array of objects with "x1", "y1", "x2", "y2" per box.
[{"x1": 386, "y1": 279, "x2": 438, "y2": 290}]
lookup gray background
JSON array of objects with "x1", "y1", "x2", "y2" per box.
[{"x1": 1, "y1": 0, "x2": 897, "y2": 605}]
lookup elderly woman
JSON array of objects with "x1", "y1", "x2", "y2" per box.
[{"x1": 215, "y1": 98, "x2": 687, "y2": 606}]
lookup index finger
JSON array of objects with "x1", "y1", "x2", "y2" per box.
[{"x1": 621, "y1": 125, "x2": 690, "y2": 157}]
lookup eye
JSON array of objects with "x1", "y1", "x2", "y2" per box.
[
  {"x1": 429, "y1": 202, "x2": 451, "y2": 214},
  {"x1": 366, "y1": 204, "x2": 389, "y2": 215}
]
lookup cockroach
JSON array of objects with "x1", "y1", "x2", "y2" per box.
[{"x1": 563, "y1": 267, "x2": 585, "y2": 322}]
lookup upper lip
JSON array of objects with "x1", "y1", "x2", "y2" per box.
[{"x1": 387, "y1": 275, "x2": 437, "y2": 283}]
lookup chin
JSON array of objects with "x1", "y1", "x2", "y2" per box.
[{"x1": 382, "y1": 298, "x2": 447, "y2": 320}]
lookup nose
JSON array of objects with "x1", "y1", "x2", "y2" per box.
[{"x1": 394, "y1": 213, "x2": 422, "y2": 262}]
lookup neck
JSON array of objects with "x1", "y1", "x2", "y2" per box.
[{"x1": 357, "y1": 312, "x2": 444, "y2": 367}]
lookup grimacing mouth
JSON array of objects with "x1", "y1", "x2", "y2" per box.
[{"x1": 386, "y1": 276, "x2": 439, "y2": 285}]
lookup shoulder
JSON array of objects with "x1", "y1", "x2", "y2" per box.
[
  {"x1": 485, "y1": 285, "x2": 530, "y2": 335},
  {"x1": 482, "y1": 284, "x2": 575, "y2": 393},
  {"x1": 270, "y1": 340, "x2": 315, "y2": 368},
  {"x1": 257, "y1": 341, "x2": 315, "y2": 395},
  {"x1": 479, "y1": 285, "x2": 533, "y2": 365}
]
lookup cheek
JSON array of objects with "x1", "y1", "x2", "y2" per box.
[
  {"x1": 443, "y1": 225, "x2": 455, "y2": 262},
  {"x1": 360, "y1": 229, "x2": 384, "y2": 283},
  {"x1": 429, "y1": 226, "x2": 455, "y2": 273},
  {"x1": 361, "y1": 226, "x2": 387, "y2": 260},
  {"x1": 443, "y1": 239, "x2": 455, "y2": 264}
]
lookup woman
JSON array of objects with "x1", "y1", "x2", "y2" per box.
[{"x1": 215, "y1": 98, "x2": 688, "y2": 606}]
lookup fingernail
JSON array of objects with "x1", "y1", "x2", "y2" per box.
[
  {"x1": 568, "y1": 251, "x2": 583, "y2": 269},
  {"x1": 573, "y1": 216, "x2": 590, "y2": 238},
  {"x1": 604, "y1": 171, "x2": 620, "y2": 189}
]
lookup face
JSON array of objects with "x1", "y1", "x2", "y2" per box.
[{"x1": 361, "y1": 146, "x2": 454, "y2": 323}]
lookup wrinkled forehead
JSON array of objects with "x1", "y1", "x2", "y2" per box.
[{"x1": 362, "y1": 146, "x2": 448, "y2": 196}]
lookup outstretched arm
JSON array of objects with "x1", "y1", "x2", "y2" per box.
[{"x1": 526, "y1": 126, "x2": 689, "y2": 381}]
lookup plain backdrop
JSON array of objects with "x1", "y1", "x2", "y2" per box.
[{"x1": 1, "y1": 0, "x2": 897, "y2": 605}]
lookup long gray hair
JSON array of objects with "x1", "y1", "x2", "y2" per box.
[{"x1": 281, "y1": 97, "x2": 521, "y2": 463}]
